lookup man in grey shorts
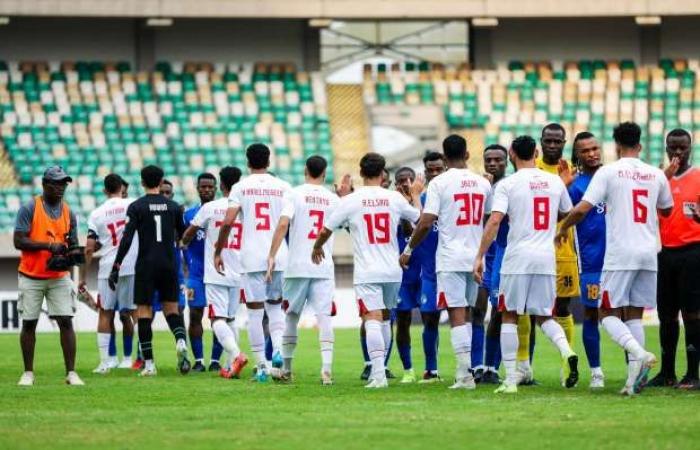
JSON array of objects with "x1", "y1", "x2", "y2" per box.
[{"x1": 14, "y1": 166, "x2": 84, "y2": 386}]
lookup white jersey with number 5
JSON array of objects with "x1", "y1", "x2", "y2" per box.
[
  {"x1": 491, "y1": 168, "x2": 572, "y2": 275},
  {"x1": 325, "y1": 186, "x2": 420, "y2": 284},
  {"x1": 190, "y1": 197, "x2": 242, "y2": 286},
  {"x1": 87, "y1": 197, "x2": 138, "y2": 279},
  {"x1": 423, "y1": 167, "x2": 492, "y2": 272},
  {"x1": 582, "y1": 157, "x2": 673, "y2": 271},
  {"x1": 281, "y1": 184, "x2": 339, "y2": 279},
  {"x1": 228, "y1": 173, "x2": 292, "y2": 273}
]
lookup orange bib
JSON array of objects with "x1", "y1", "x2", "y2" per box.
[
  {"x1": 660, "y1": 167, "x2": 700, "y2": 248},
  {"x1": 18, "y1": 196, "x2": 71, "y2": 279}
]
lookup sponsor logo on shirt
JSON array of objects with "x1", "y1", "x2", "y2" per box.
[
  {"x1": 305, "y1": 195, "x2": 330, "y2": 206},
  {"x1": 362, "y1": 198, "x2": 389, "y2": 207},
  {"x1": 617, "y1": 170, "x2": 655, "y2": 181},
  {"x1": 242, "y1": 188, "x2": 284, "y2": 197}
]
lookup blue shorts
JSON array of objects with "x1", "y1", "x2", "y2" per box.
[
  {"x1": 152, "y1": 289, "x2": 186, "y2": 312},
  {"x1": 186, "y1": 278, "x2": 207, "y2": 308},
  {"x1": 579, "y1": 272, "x2": 601, "y2": 308},
  {"x1": 396, "y1": 280, "x2": 422, "y2": 311},
  {"x1": 419, "y1": 278, "x2": 438, "y2": 313}
]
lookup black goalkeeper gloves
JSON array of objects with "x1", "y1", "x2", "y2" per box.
[{"x1": 108, "y1": 264, "x2": 120, "y2": 291}]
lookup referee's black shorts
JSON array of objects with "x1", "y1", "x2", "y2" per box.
[
  {"x1": 657, "y1": 242, "x2": 700, "y2": 317},
  {"x1": 134, "y1": 268, "x2": 179, "y2": 306}
]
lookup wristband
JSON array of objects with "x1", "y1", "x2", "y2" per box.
[{"x1": 402, "y1": 245, "x2": 413, "y2": 257}]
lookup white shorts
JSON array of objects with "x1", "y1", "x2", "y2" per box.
[
  {"x1": 242, "y1": 271, "x2": 283, "y2": 303},
  {"x1": 498, "y1": 274, "x2": 556, "y2": 316},
  {"x1": 355, "y1": 282, "x2": 400, "y2": 315},
  {"x1": 436, "y1": 271, "x2": 479, "y2": 309},
  {"x1": 206, "y1": 284, "x2": 241, "y2": 319},
  {"x1": 600, "y1": 270, "x2": 657, "y2": 309},
  {"x1": 97, "y1": 276, "x2": 135, "y2": 311},
  {"x1": 283, "y1": 278, "x2": 334, "y2": 315}
]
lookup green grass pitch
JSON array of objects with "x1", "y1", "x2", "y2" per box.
[{"x1": 0, "y1": 325, "x2": 697, "y2": 450}]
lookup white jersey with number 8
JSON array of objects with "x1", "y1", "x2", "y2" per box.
[
  {"x1": 491, "y1": 168, "x2": 572, "y2": 275},
  {"x1": 87, "y1": 197, "x2": 138, "y2": 279}
]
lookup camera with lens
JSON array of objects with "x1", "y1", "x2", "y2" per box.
[{"x1": 46, "y1": 235, "x2": 86, "y2": 271}]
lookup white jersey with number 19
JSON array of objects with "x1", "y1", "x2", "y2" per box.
[
  {"x1": 228, "y1": 173, "x2": 292, "y2": 273},
  {"x1": 87, "y1": 197, "x2": 138, "y2": 279},
  {"x1": 491, "y1": 168, "x2": 572, "y2": 275}
]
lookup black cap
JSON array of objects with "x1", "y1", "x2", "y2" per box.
[{"x1": 42, "y1": 166, "x2": 73, "y2": 183}]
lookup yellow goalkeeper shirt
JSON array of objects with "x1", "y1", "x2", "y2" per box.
[{"x1": 536, "y1": 158, "x2": 578, "y2": 262}]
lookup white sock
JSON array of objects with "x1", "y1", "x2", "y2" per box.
[
  {"x1": 97, "y1": 332, "x2": 111, "y2": 363},
  {"x1": 247, "y1": 308, "x2": 266, "y2": 365},
  {"x1": 212, "y1": 320, "x2": 240, "y2": 367},
  {"x1": 540, "y1": 318, "x2": 574, "y2": 357},
  {"x1": 365, "y1": 320, "x2": 386, "y2": 381},
  {"x1": 450, "y1": 324, "x2": 472, "y2": 378},
  {"x1": 228, "y1": 319, "x2": 239, "y2": 343},
  {"x1": 625, "y1": 319, "x2": 645, "y2": 349},
  {"x1": 601, "y1": 316, "x2": 646, "y2": 360},
  {"x1": 264, "y1": 302, "x2": 285, "y2": 356},
  {"x1": 283, "y1": 312, "x2": 300, "y2": 372},
  {"x1": 317, "y1": 313, "x2": 334, "y2": 374},
  {"x1": 381, "y1": 320, "x2": 392, "y2": 355},
  {"x1": 500, "y1": 323, "x2": 518, "y2": 385},
  {"x1": 145, "y1": 359, "x2": 155, "y2": 371}
]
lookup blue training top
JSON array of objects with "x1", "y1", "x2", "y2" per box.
[
  {"x1": 568, "y1": 172, "x2": 606, "y2": 273},
  {"x1": 413, "y1": 192, "x2": 438, "y2": 283},
  {"x1": 183, "y1": 204, "x2": 206, "y2": 282}
]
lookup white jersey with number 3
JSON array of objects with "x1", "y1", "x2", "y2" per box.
[
  {"x1": 228, "y1": 173, "x2": 292, "y2": 273},
  {"x1": 281, "y1": 184, "x2": 339, "y2": 279},
  {"x1": 423, "y1": 167, "x2": 492, "y2": 272},
  {"x1": 491, "y1": 168, "x2": 572, "y2": 275},
  {"x1": 87, "y1": 197, "x2": 138, "y2": 279},
  {"x1": 190, "y1": 197, "x2": 242, "y2": 286},
  {"x1": 582, "y1": 157, "x2": 673, "y2": 271},
  {"x1": 325, "y1": 186, "x2": 420, "y2": 284}
]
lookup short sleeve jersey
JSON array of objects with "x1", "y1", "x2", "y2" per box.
[
  {"x1": 659, "y1": 167, "x2": 700, "y2": 248},
  {"x1": 183, "y1": 205, "x2": 206, "y2": 282},
  {"x1": 413, "y1": 192, "x2": 439, "y2": 283},
  {"x1": 582, "y1": 157, "x2": 673, "y2": 271},
  {"x1": 325, "y1": 186, "x2": 420, "y2": 284},
  {"x1": 569, "y1": 172, "x2": 606, "y2": 273},
  {"x1": 87, "y1": 197, "x2": 138, "y2": 279},
  {"x1": 492, "y1": 168, "x2": 573, "y2": 275},
  {"x1": 228, "y1": 173, "x2": 292, "y2": 273}
]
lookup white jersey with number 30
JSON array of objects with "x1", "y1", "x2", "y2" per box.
[
  {"x1": 491, "y1": 168, "x2": 572, "y2": 275},
  {"x1": 325, "y1": 186, "x2": 420, "y2": 284},
  {"x1": 423, "y1": 168, "x2": 492, "y2": 272},
  {"x1": 281, "y1": 183, "x2": 339, "y2": 279},
  {"x1": 582, "y1": 157, "x2": 673, "y2": 271},
  {"x1": 228, "y1": 173, "x2": 292, "y2": 273},
  {"x1": 87, "y1": 197, "x2": 138, "y2": 279}
]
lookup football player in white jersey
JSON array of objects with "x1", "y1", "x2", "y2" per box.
[
  {"x1": 312, "y1": 153, "x2": 422, "y2": 388},
  {"x1": 265, "y1": 156, "x2": 339, "y2": 385},
  {"x1": 80, "y1": 174, "x2": 138, "y2": 374},
  {"x1": 400, "y1": 135, "x2": 492, "y2": 389},
  {"x1": 183, "y1": 166, "x2": 248, "y2": 379},
  {"x1": 474, "y1": 135, "x2": 579, "y2": 394},
  {"x1": 214, "y1": 143, "x2": 292, "y2": 382},
  {"x1": 557, "y1": 122, "x2": 674, "y2": 395}
]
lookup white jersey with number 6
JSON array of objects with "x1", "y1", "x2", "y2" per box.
[
  {"x1": 190, "y1": 197, "x2": 242, "y2": 286},
  {"x1": 87, "y1": 197, "x2": 138, "y2": 279},
  {"x1": 423, "y1": 167, "x2": 492, "y2": 272},
  {"x1": 325, "y1": 186, "x2": 420, "y2": 284},
  {"x1": 281, "y1": 183, "x2": 339, "y2": 279},
  {"x1": 582, "y1": 157, "x2": 673, "y2": 271},
  {"x1": 228, "y1": 173, "x2": 292, "y2": 273},
  {"x1": 491, "y1": 168, "x2": 572, "y2": 275}
]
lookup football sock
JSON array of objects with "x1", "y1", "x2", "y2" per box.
[
  {"x1": 317, "y1": 313, "x2": 334, "y2": 374},
  {"x1": 265, "y1": 336, "x2": 273, "y2": 361},
  {"x1": 282, "y1": 312, "x2": 300, "y2": 372},
  {"x1": 659, "y1": 319, "x2": 679, "y2": 377},
  {"x1": 212, "y1": 320, "x2": 240, "y2": 366},
  {"x1": 382, "y1": 320, "x2": 393, "y2": 366},
  {"x1": 541, "y1": 319, "x2": 573, "y2": 357},
  {"x1": 108, "y1": 331, "x2": 117, "y2": 358},
  {"x1": 582, "y1": 317, "x2": 601, "y2": 369},
  {"x1": 137, "y1": 318, "x2": 154, "y2": 361},
  {"x1": 685, "y1": 319, "x2": 700, "y2": 380},
  {"x1": 500, "y1": 323, "x2": 518, "y2": 385},
  {"x1": 165, "y1": 314, "x2": 187, "y2": 344},
  {"x1": 123, "y1": 331, "x2": 133, "y2": 358},
  {"x1": 601, "y1": 316, "x2": 646, "y2": 360},
  {"x1": 365, "y1": 320, "x2": 386, "y2": 381},
  {"x1": 265, "y1": 302, "x2": 285, "y2": 356},
  {"x1": 398, "y1": 342, "x2": 412, "y2": 370},
  {"x1": 191, "y1": 336, "x2": 203, "y2": 362},
  {"x1": 485, "y1": 334, "x2": 501, "y2": 370},
  {"x1": 97, "y1": 332, "x2": 111, "y2": 363},
  {"x1": 626, "y1": 319, "x2": 645, "y2": 349},
  {"x1": 555, "y1": 314, "x2": 575, "y2": 346},
  {"x1": 247, "y1": 308, "x2": 266, "y2": 365},
  {"x1": 516, "y1": 315, "x2": 531, "y2": 362},
  {"x1": 360, "y1": 327, "x2": 370, "y2": 364},
  {"x1": 422, "y1": 322, "x2": 439, "y2": 372},
  {"x1": 529, "y1": 321, "x2": 537, "y2": 364},
  {"x1": 471, "y1": 323, "x2": 485, "y2": 369},
  {"x1": 450, "y1": 324, "x2": 472, "y2": 378},
  {"x1": 211, "y1": 334, "x2": 223, "y2": 364}
]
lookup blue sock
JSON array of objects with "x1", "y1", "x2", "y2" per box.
[
  {"x1": 211, "y1": 334, "x2": 223, "y2": 363},
  {"x1": 123, "y1": 333, "x2": 133, "y2": 358},
  {"x1": 471, "y1": 323, "x2": 485, "y2": 368},
  {"x1": 384, "y1": 326, "x2": 394, "y2": 366},
  {"x1": 191, "y1": 336, "x2": 204, "y2": 361},
  {"x1": 265, "y1": 336, "x2": 273, "y2": 361},
  {"x1": 108, "y1": 332, "x2": 117, "y2": 357},
  {"x1": 582, "y1": 318, "x2": 601, "y2": 368},
  {"x1": 398, "y1": 343, "x2": 412, "y2": 370},
  {"x1": 485, "y1": 334, "x2": 501, "y2": 369},
  {"x1": 422, "y1": 324, "x2": 439, "y2": 372},
  {"x1": 361, "y1": 332, "x2": 370, "y2": 363},
  {"x1": 529, "y1": 330, "x2": 536, "y2": 364}
]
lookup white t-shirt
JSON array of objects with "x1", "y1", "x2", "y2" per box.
[
  {"x1": 582, "y1": 157, "x2": 673, "y2": 271},
  {"x1": 228, "y1": 173, "x2": 292, "y2": 273},
  {"x1": 423, "y1": 168, "x2": 492, "y2": 273},
  {"x1": 281, "y1": 183, "x2": 339, "y2": 279},
  {"x1": 491, "y1": 168, "x2": 572, "y2": 275},
  {"x1": 190, "y1": 197, "x2": 242, "y2": 286},
  {"x1": 87, "y1": 197, "x2": 138, "y2": 279},
  {"x1": 325, "y1": 186, "x2": 420, "y2": 284}
]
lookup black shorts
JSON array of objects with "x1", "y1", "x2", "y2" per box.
[
  {"x1": 657, "y1": 243, "x2": 700, "y2": 317},
  {"x1": 134, "y1": 268, "x2": 178, "y2": 306}
]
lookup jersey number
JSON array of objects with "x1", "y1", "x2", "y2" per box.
[
  {"x1": 533, "y1": 197, "x2": 550, "y2": 231},
  {"x1": 454, "y1": 193, "x2": 485, "y2": 226},
  {"x1": 153, "y1": 215, "x2": 162, "y2": 242},
  {"x1": 106, "y1": 220, "x2": 126, "y2": 246},
  {"x1": 632, "y1": 189, "x2": 649, "y2": 224},
  {"x1": 363, "y1": 212, "x2": 390, "y2": 244},
  {"x1": 255, "y1": 203, "x2": 271, "y2": 230},
  {"x1": 215, "y1": 221, "x2": 242, "y2": 250},
  {"x1": 308, "y1": 210, "x2": 325, "y2": 239}
]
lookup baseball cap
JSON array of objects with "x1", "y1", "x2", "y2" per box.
[{"x1": 42, "y1": 166, "x2": 73, "y2": 183}]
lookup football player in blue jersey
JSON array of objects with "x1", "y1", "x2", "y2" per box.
[
  {"x1": 568, "y1": 131, "x2": 606, "y2": 388},
  {"x1": 183, "y1": 173, "x2": 219, "y2": 372}
]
